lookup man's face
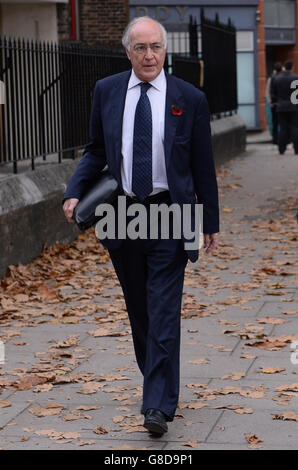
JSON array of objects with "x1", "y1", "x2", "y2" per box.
[{"x1": 126, "y1": 20, "x2": 166, "y2": 82}]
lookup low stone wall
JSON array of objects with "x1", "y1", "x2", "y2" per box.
[
  {"x1": 0, "y1": 114, "x2": 246, "y2": 278},
  {"x1": 0, "y1": 160, "x2": 80, "y2": 279},
  {"x1": 212, "y1": 114, "x2": 246, "y2": 166}
]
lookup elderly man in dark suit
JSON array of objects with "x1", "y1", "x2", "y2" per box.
[
  {"x1": 271, "y1": 60, "x2": 298, "y2": 155},
  {"x1": 62, "y1": 17, "x2": 219, "y2": 436}
]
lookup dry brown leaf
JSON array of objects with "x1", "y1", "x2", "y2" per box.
[
  {"x1": 234, "y1": 408, "x2": 253, "y2": 415},
  {"x1": 57, "y1": 432, "x2": 81, "y2": 440},
  {"x1": 99, "y1": 374, "x2": 130, "y2": 382},
  {"x1": 62, "y1": 412, "x2": 91, "y2": 422},
  {"x1": 113, "y1": 415, "x2": 125, "y2": 423},
  {"x1": 213, "y1": 405, "x2": 253, "y2": 414},
  {"x1": 272, "y1": 394, "x2": 292, "y2": 406},
  {"x1": 112, "y1": 394, "x2": 131, "y2": 402},
  {"x1": 13, "y1": 375, "x2": 54, "y2": 391},
  {"x1": 14, "y1": 294, "x2": 30, "y2": 302},
  {"x1": 187, "y1": 359, "x2": 209, "y2": 365},
  {"x1": 76, "y1": 405, "x2": 102, "y2": 411},
  {"x1": 124, "y1": 425, "x2": 147, "y2": 433},
  {"x1": 88, "y1": 328, "x2": 125, "y2": 338},
  {"x1": 213, "y1": 404, "x2": 240, "y2": 410},
  {"x1": 245, "y1": 434, "x2": 264, "y2": 444},
  {"x1": 246, "y1": 335, "x2": 298, "y2": 351},
  {"x1": 181, "y1": 440, "x2": 197, "y2": 448},
  {"x1": 239, "y1": 390, "x2": 265, "y2": 399},
  {"x1": 186, "y1": 383, "x2": 208, "y2": 389},
  {"x1": 276, "y1": 383, "x2": 298, "y2": 392},
  {"x1": 179, "y1": 402, "x2": 208, "y2": 410},
  {"x1": 76, "y1": 440, "x2": 95, "y2": 447},
  {"x1": 29, "y1": 404, "x2": 65, "y2": 417},
  {"x1": 0, "y1": 401, "x2": 11, "y2": 408},
  {"x1": 257, "y1": 317, "x2": 286, "y2": 324},
  {"x1": 93, "y1": 425, "x2": 109, "y2": 435},
  {"x1": 273, "y1": 412, "x2": 298, "y2": 422},
  {"x1": 260, "y1": 367, "x2": 286, "y2": 374},
  {"x1": 35, "y1": 429, "x2": 60, "y2": 437},
  {"x1": 33, "y1": 384, "x2": 54, "y2": 393},
  {"x1": 77, "y1": 382, "x2": 104, "y2": 394},
  {"x1": 54, "y1": 335, "x2": 79, "y2": 349},
  {"x1": 222, "y1": 372, "x2": 246, "y2": 381}
]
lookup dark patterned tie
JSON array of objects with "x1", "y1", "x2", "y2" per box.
[{"x1": 132, "y1": 82, "x2": 153, "y2": 201}]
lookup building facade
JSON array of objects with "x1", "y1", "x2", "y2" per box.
[
  {"x1": 1, "y1": 1, "x2": 297, "y2": 131},
  {"x1": 0, "y1": 0, "x2": 129, "y2": 45},
  {"x1": 57, "y1": 0, "x2": 130, "y2": 45},
  {"x1": 130, "y1": 0, "x2": 298, "y2": 131},
  {"x1": 0, "y1": 0, "x2": 68, "y2": 42}
]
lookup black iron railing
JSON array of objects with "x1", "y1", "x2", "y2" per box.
[
  {"x1": 200, "y1": 9, "x2": 238, "y2": 116},
  {"x1": 0, "y1": 38, "x2": 130, "y2": 172}
]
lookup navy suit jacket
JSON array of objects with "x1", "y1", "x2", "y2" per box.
[{"x1": 63, "y1": 70, "x2": 219, "y2": 262}]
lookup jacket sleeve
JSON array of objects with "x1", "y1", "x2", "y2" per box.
[
  {"x1": 62, "y1": 81, "x2": 107, "y2": 202},
  {"x1": 191, "y1": 91, "x2": 220, "y2": 234}
]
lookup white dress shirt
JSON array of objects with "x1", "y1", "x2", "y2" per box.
[{"x1": 121, "y1": 68, "x2": 168, "y2": 196}]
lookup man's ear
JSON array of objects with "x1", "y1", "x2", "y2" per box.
[{"x1": 126, "y1": 48, "x2": 131, "y2": 61}]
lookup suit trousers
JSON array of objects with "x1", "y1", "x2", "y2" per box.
[
  {"x1": 271, "y1": 105, "x2": 279, "y2": 145},
  {"x1": 108, "y1": 195, "x2": 188, "y2": 421},
  {"x1": 277, "y1": 111, "x2": 298, "y2": 154}
]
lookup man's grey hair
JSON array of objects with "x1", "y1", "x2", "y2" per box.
[{"x1": 122, "y1": 16, "x2": 168, "y2": 51}]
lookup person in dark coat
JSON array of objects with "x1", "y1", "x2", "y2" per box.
[
  {"x1": 271, "y1": 60, "x2": 298, "y2": 154},
  {"x1": 266, "y1": 62, "x2": 282, "y2": 144}
]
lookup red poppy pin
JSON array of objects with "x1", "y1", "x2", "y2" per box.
[{"x1": 172, "y1": 105, "x2": 183, "y2": 116}]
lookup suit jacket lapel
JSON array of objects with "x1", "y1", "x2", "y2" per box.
[
  {"x1": 164, "y1": 72, "x2": 185, "y2": 170},
  {"x1": 111, "y1": 70, "x2": 131, "y2": 185}
]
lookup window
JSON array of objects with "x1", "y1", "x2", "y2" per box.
[
  {"x1": 264, "y1": 0, "x2": 296, "y2": 28},
  {"x1": 236, "y1": 31, "x2": 256, "y2": 128}
]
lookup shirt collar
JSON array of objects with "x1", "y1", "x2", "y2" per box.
[{"x1": 128, "y1": 68, "x2": 166, "y2": 91}]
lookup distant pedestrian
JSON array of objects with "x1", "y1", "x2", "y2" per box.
[
  {"x1": 266, "y1": 62, "x2": 282, "y2": 144},
  {"x1": 271, "y1": 60, "x2": 298, "y2": 155}
]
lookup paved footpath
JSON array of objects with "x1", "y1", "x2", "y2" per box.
[{"x1": 0, "y1": 140, "x2": 297, "y2": 450}]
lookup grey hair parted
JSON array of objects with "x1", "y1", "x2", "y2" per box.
[{"x1": 122, "y1": 16, "x2": 168, "y2": 51}]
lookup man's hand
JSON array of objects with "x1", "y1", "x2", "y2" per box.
[
  {"x1": 204, "y1": 233, "x2": 219, "y2": 253},
  {"x1": 63, "y1": 198, "x2": 79, "y2": 223}
]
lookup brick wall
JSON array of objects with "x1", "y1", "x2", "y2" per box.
[
  {"x1": 57, "y1": 0, "x2": 129, "y2": 46},
  {"x1": 57, "y1": 2, "x2": 70, "y2": 41},
  {"x1": 80, "y1": 0, "x2": 129, "y2": 46}
]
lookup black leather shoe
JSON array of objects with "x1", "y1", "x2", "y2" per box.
[{"x1": 144, "y1": 408, "x2": 168, "y2": 435}]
